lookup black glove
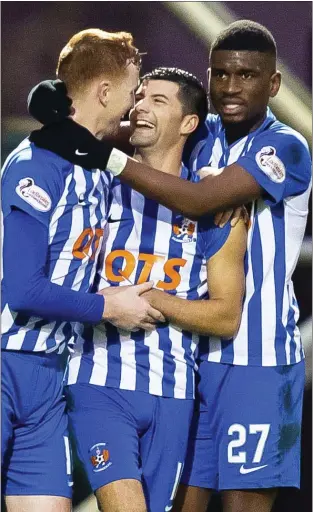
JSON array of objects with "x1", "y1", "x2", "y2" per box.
[
  {"x1": 27, "y1": 79, "x2": 72, "y2": 125},
  {"x1": 29, "y1": 119, "x2": 114, "y2": 170}
]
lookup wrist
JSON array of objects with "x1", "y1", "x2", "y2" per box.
[{"x1": 107, "y1": 148, "x2": 128, "y2": 176}]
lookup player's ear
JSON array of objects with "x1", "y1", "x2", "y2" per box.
[
  {"x1": 180, "y1": 114, "x2": 199, "y2": 136},
  {"x1": 98, "y1": 80, "x2": 111, "y2": 107},
  {"x1": 269, "y1": 71, "x2": 281, "y2": 98}
]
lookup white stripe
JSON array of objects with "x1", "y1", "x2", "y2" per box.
[
  {"x1": 63, "y1": 436, "x2": 72, "y2": 475},
  {"x1": 258, "y1": 202, "x2": 277, "y2": 366},
  {"x1": 33, "y1": 321, "x2": 58, "y2": 351},
  {"x1": 49, "y1": 173, "x2": 72, "y2": 244},
  {"x1": 67, "y1": 324, "x2": 85, "y2": 385},
  {"x1": 119, "y1": 334, "x2": 137, "y2": 390},
  {"x1": 228, "y1": 136, "x2": 248, "y2": 164},
  {"x1": 51, "y1": 168, "x2": 86, "y2": 284},
  {"x1": 2, "y1": 304, "x2": 17, "y2": 334},
  {"x1": 89, "y1": 326, "x2": 109, "y2": 386},
  {"x1": 207, "y1": 337, "x2": 222, "y2": 363},
  {"x1": 231, "y1": 202, "x2": 256, "y2": 365},
  {"x1": 144, "y1": 330, "x2": 164, "y2": 396},
  {"x1": 168, "y1": 327, "x2": 186, "y2": 399},
  {"x1": 209, "y1": 137, "x2": 223, "y2": 167}
]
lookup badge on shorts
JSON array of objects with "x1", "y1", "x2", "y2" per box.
[
  {"x1": 255, "y1": 146, "x2": 286, "y2": 183},
  {"x1": 89, "y1": 442, "x2": 112, "y2": 472},
  {"x1": 15, "y1": 177, "x2": 52, "y2": 212}
]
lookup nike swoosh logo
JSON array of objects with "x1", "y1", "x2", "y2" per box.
[
  {"x1": 108, "y1": 216, "x2": 132, "y2": 223},
  {"x1": 239, "y1": 464, "x2": 268, "y2": 474},
  {"x1": 75, "y1": 149, "x2": 88, "y2": 156}
]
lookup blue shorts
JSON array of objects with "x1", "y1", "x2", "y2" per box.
[
  {"x1": 182, "y1": 360, "x2": 305, "y2": 491},
  {"x1": 1, "y1": 350, "x2": 72, "y2": 497},
  {"x1": 66, "y1": 384, "x2": 194, "y2": 512}
]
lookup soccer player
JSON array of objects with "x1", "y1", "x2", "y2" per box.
[
  {"x1": 27, "y1": 21, "x2": 312, "y2": 512},
  {"x1": 1, "y1": 29, "x2": 164, "y2": 512},
  {"x1": 63, "y1": 68, "x2": 246, "y2": 512}
]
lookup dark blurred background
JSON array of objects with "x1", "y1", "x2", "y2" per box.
[{"x1": 1, "y1": 3, "x2": 311, "y2": 512}]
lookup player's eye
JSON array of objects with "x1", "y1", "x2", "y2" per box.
[
  {"x1": 213, "y1": 71, "x2": 227, "y2": 80},
  {"x1": 154, "y1": 98, "x2": 166, "y2": 104},
  {"x1": 241, "y1": 72, "x2": 253, "y2": 80}
]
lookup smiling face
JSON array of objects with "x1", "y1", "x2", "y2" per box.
[
  {"x1": 129, "y1": 79, "x2": 187, "y2": 149},
  {"x1": 209, "y1": 50, "x2": 281, "y2": 127}
]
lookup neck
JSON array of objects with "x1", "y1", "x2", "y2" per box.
[
  {"x1": 71, "y1": 97, "x2": 106, "y2": 140},
  {"x1": 134, "y1": 143, "x2": 184, "y2": 176},
  {"x1": 224, "y1": 110, "x2": 267, "y2": 145}
]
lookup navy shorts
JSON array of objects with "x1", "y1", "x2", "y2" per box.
[
  {"x1": 182, "y1": 360, "x2": 305, "y2": 491},
  {"x1": 66, "y1": 384, "x2": 194, "y2": 511},
  {"x1": 2, "y1": 350, "x2": 72, "y2": 497}
]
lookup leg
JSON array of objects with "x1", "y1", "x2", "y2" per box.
[
  {"x1": 173, "y1": 484, "x2": 212, "y2": 512},
  {"x1": 96, "y1": 480, "x2": 147, "y2": 512},
  {"x1": 3, "y1": 352, "x2": 72, "y2": 507},
  {"x1": 173, "y1": 363, "x2": 227, "y2": 512},
  {"x1": 66, "y1": 385, "x2": 152, "y2": 511},
  {"x1": 5, "y1": 496, "x2": 71, "y2": 512},
  {"x1": 216, "y1": 362, "x2": 305, "y2": 502},
  {"x1": 139, "y1": 397, "x2": 196, "y2": 512},
  {"x1": 222, "y1": 488, "x2": 277, "y2": 512}
]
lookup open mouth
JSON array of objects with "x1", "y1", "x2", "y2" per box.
[
  {"x1": 221, "y1": 104, "x2": 244, "y2": 115},
  {"x1": 135, "y1": 120, "x2": 155, "y2": 129}
]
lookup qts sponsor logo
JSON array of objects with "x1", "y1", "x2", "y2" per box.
[
  {"x1": 105, "y1": 250, "x2": 187, "y2": 291},
  {"x1": 89, "y1": 443, "x2": 112, "y2": 473}
]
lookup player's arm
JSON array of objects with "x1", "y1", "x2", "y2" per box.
[
  {"x1": 4, "y1": 208, "x2": 105, "y2": 323},
  {"x1": 114, "y1": 129, "x2": 311, "y2": 218},
  {"x1": 144, "y1": 219, "x2": 246, "y2": 338}
]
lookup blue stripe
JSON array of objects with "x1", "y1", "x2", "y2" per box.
[
  {"x1": 272, "y1": 202, "x2": 287, "y2": 364},
  {"x1": 160, "y1": 210, "x2": 186, "y2": 396},
  {"x1": 133, "y1": 194, "x2": 159, "y2": 393},
  {"x1": 247, "y1": 216, "x2": 264, "y2": 365},
  {"x1": 76, "y1": 325, "x2": 96, "y2": 383},
  {"x1": 105, "y1": 184, "x2": 134, "y2": 387},
  {"x1": 62, "y1": 171, "x2": 95, "y2": 290},
  {"x1": 47, "y1": 170, "x2": 75, "y2": 280}
]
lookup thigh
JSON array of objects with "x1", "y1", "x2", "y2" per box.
[
  {"x1": 5, "y1": 495, "x2": 71, "y2": 512},
  {"x1": 217, "y1": 361, "x2": 305, "y2": 492},
  {"x1": 140, "y1": 397, "x2": 194, "y2": 512},
  {"x1": 2, "y1": 352, "x2": 71, "y2": 499},
  {"x1": 221, "y1": 489, "x2": 277, "y2": 512},
  {"x1": 180, "y1": 361, "x2": 230, "y2": 491},
  {"x1": 95, "y1": 479, "x2": 147, "y2": 512},
  {"x1": 66, "y1": 384, "x2": 143, "y2": 493},
  {"x1": 172, "y1": 485, "x2": 212, "y2": 512}
]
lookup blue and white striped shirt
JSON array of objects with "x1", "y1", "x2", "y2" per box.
[
  {"x1": 192, "y1": 109, "x2": 312, "y2": 366},
  {"x1": 1, "y1": 139, "x2": 110, "y2": 353},
  {"x1": 67, "y1": 166, "x2": 231, "y2": 399}
]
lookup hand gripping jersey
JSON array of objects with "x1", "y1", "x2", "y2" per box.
[
  {"x1": 66, "y1": 166, "x2": 231, "y2": 399},
  {"x1": 191, "y1": 109, "x2": 312, "y2": 366},
  {"x1": 1, "y1": 139, "x2": 110, "y2": 353}
]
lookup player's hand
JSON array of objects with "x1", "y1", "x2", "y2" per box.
[
  {"x1": 29, "y1": 118, "x2": 114, "y2": 170},
  {"x1": 214, "y1": 206, "x2": 250, "y2": 228},
  {"x1": 27, "y1": 79, "x2": 73, "y2": 125},
  {"x1": 98, "y1": 281, "x2": 166, "y2": 331}
]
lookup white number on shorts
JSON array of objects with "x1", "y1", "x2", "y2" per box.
[
  {"x1": 228, "y1": 424, "x2": 247, "y2": 463},
  {"x1": 227, "y1": 424, "x2": 270, "y2": 464}
]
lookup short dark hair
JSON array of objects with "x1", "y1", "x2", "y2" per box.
[
  {"x1": 210, "y1": 20, "x2": 277, "y2": 57},
  {"x1": 141, "y1": 67, "x2": 208, "y2": 125}
]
